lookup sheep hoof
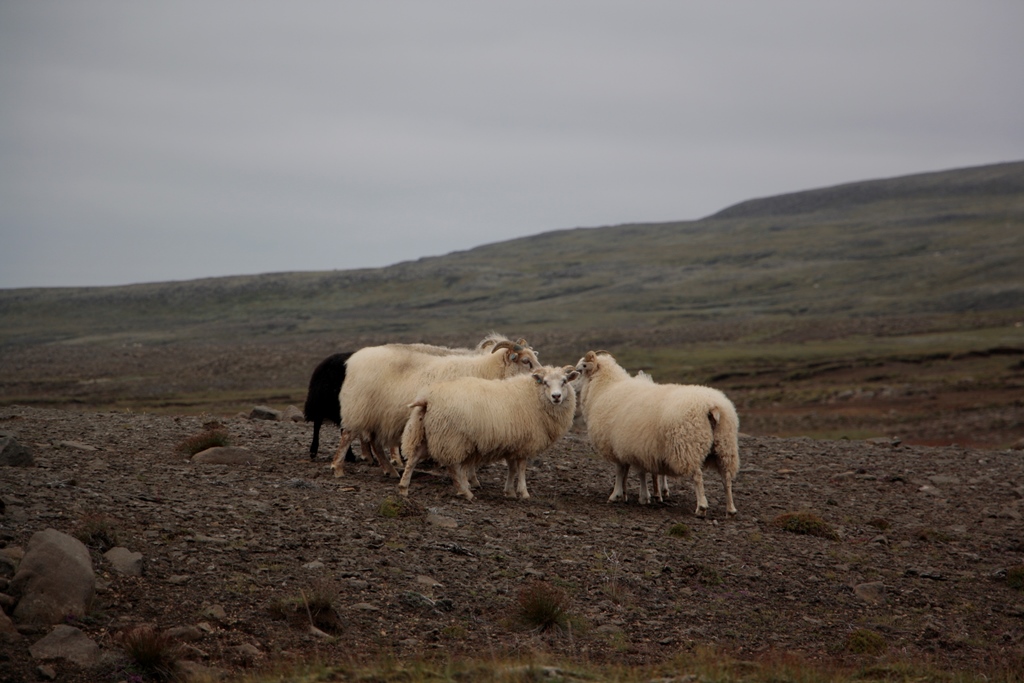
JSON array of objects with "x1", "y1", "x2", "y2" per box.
[
  {"x1": 694, "y1": 506, "x2": 707, "y2": 518},
  {"x1": 398, "y1": 487, "x2": 410, "y2": 498},
  {"x1": 331, "y1": 464, "x2": 344, "y2": 478},
  {"x1": 727, "y1": 508, "x2": 738, "y2": 517}
]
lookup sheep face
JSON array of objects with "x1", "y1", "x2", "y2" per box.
[
  {"x1": 533, "y1": 365, "x2": 580, "y2": 405},
  {"x1": 575, "y1": 350, "x2": 606, "y2": 378}
]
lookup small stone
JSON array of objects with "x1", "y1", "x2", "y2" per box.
[
  {"x1": 0, "y1": 435, "x2": 35, "y2": 467},
  {"x1": 416, "y1": 575, "x2": 443, "y2": 589},
  {"x1": 249, "y1": 406, "x2": 282, "y2": 421},
  {"x1": 104, "y1": 547, "x2": 144, "y2": 576},
  {"x1": 284, "y1": 405, "x2": 305, "y2": 423},
  {"x1": 168, "y1": 574, "x2": 191, "y2": 585},
  {"x1": 303, "y1": 561, "x2": 326, "y2": 571},
  {"x1": 426, "y1": 513, "x2": 458, "y2": 529},
  {"x1": 351, "y1": 602, "x2": 380, "y2": 612},
  {"x1": 37, "y1": 665, "x2": 57, "y2": 680},
  {"x1": 165, "y1": 625, "x2": 204, "y2": 642},
  {"x1": 29, "y1": 625, "x2": 100, "y2": 668},
  {"x1": 202, "y1": 605, "x2": 227, "y2": 622},
  {"x1": 854, "y1": 581, "x2": 886, "y2": 604},
  {"x1": 192, "y1": 446, "x2": 256, "y2": 465}
]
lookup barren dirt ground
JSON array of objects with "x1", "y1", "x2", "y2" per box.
[{"x1": 3, "y1": 401, "x2": 1024, "y2": 682}]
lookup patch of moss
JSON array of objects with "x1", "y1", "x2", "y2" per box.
[{"x1": 378, "y1": 496, "x2": 424, "y2": 518}]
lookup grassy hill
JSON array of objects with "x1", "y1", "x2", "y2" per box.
[{"x1": 1, "y1": 161, "x2": 1022, "y2": 347}]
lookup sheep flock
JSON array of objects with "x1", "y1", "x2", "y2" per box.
[{"x1": 303, "y1": 333, "x2": 740, "y2": 516}]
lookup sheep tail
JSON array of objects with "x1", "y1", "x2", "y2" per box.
[
  {"x1": 401, "y1": 401, "x2": 428, "y2": 457},
  {"x1": 706, "y1": 404, "x2": 740, "y2": 479}
]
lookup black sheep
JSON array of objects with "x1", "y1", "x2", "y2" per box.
[{"x1": 303, "y1": 352, "x2": 356, "y2": 461}]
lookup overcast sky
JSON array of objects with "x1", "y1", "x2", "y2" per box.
[{"x1": 2, "y1": 2, "x2": 1022, "y2": 289}]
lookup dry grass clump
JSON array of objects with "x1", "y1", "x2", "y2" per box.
[
  {"x1": 174, "y1": 428, "x2": 231, "y2": 456},
  {"x1": 844, "y1": 628, "x2": 886, "y2": 655},
  {"x1": 74, "y1": 512, "x2": 120, "y2": 551},
  {"x1": 667, "y1": 523, "x2": 691, "y2": 538},
  {"x1": 515, "y1": 580, "x2": 573, "y2": 633},
  {"x1": 773, "y1": 511, "x2": 839, "y2": 540},
  {"x1": 268, "y1": 585, "x2": 343, "y2": 635},
  {"x1": 118, "y1": 625, "x2": 181, "y2": 681}
]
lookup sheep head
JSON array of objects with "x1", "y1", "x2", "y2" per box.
[
  {"x1": 492, "y1": 339, "x2": 540, "y2": 372},
  {"x1": 575, "y1": 350, "x2": 605, "y2": 377},
  {"x1": 531, "y1": 365, "x2": 580, "y2": 406}
]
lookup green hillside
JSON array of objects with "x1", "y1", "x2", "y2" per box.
[{"x1": 1, "y1": 161, "x2": 1022, "y2": 347}]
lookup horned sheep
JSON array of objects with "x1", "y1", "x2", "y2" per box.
[
  {"x1": 575, "y1": 350, "x2": 740, "y2": 516},
  {"x1": 331, "y1": 337, "x2": 541, "y2": 478},
  {"x1": 398, "y1": 364, "x2": 579, "y2": 500}
]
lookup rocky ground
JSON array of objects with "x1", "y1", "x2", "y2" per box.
[{"x1": 2, "y1": 404, "x2": 1024, "y2": 682}]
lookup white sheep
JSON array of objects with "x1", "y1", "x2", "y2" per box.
[
  {"x1": 575, "y1": 350, "x2": 739, "y2": 516},
  {"x1": 331, "y1": 338, "x2": 541, "y2": 478},
  {"x1": 398, "y1": 364, "x2": 579, "y2": 500}
]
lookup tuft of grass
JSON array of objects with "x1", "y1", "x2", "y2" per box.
[
  {"x1": 119, "y1": 625, "x2": 180, "y2": 681},
  {"x1": 682, "y1": 563, "x2": 723, "y2": 587},
  {"x1": 1007, "y1": 564, "x2": 1024, "y2": 592},
  {"x1": 773, "y1": 511, "x2": 839, "y2": 540},
  {"x1": 268, "y1": 585, "x2": 343, "y2": 635},
  {"x1": 515, "y1": 580, "x2": 573, "y2": 633},
  {"x1": 844, "y1": 628, "x2": 886, "y2": 655},
  {"x1": 667, "y1": 523, "x2": 691, "y2": 538},
  {"x1": 378, "y1": 496, "x2": 424, "y2": 519},
  {"x1": 74, "y1": 513, "x2": 120, "y2": 551},
  {"x1": 174, "y1": 428, "x2": 230, "y2": 456}
]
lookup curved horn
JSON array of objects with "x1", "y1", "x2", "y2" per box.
[
  {"x1": 491, "y1": 340, "x2": 515, "y2": 354},
  {"x1": 594, "y1": 349, "x2": 612, "y2": 356}
]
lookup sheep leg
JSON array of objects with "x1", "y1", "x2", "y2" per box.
[
  {"x1": 310, "y1": 418, "x2": 322, "y2": 460},
  {"x1": 368, "y1": 440, "x2": 400, "y2": 478},
  {"x1": 638, "y1": 470, "x2": 651, "y2": 505},
  {"x1": 723, "y1": 473, "x2": 737, "y2": 516},
  {"x1": 503, "y1": 460, "x2": 518, "y2": 498},
  {"x1": 397, "y1": 441, "x2": 428, "y2": 497},
  {"x1": 451, "y1": 464, "x2": 475, "y2": 501},
  {"x1": 608, "y1": 462, "x2": 630, "y2": 502},
  {"x1": 656, "y1": 474, "x2": 671, "y2": 502},
  {"x1": 691, "y1": 469, "x2": 709, "y2": 517},
  {"x1": 503, "y1": 458, "x2": 530, "y2": 499},
  {"x1": 331, "y1": 429, "x2": 355, "y2": 477}
]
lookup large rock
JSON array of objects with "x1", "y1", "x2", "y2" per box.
[
  {"x1": 29, "y1": 625, "x2": 100, "y2": 668},
  {"x1": 0, "y1": 434, "x2": 34, "y2": 467},
  {"x1": 10, "y1": 529, "x2": 95, "y2": 625},
  {"x1": 0, "y1": 609, "x2": 21, "y2": 643}
]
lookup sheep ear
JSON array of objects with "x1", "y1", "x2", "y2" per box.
[{"x1": 566, "y1": 369, "x2": 580, "y2": 382}]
